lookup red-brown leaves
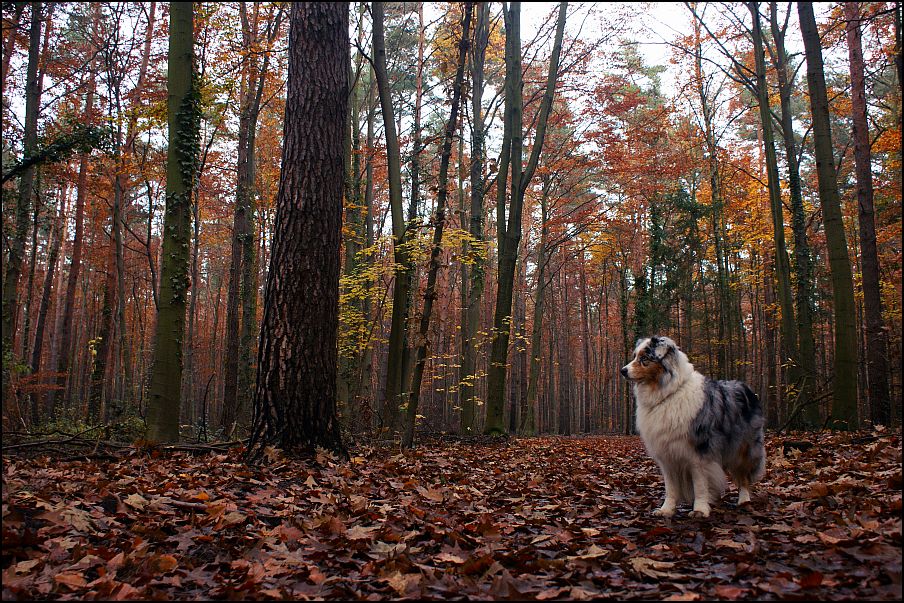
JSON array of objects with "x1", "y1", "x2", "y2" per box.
[{"x1": 2, "y1": 430, "x2": 901, "y2": 600}]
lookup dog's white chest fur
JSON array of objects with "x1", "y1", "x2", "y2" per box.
[{"x1": 635, "y1": 371, "x2": 705, "y2": 463}]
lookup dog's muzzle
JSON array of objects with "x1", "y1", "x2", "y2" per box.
[{"x1": 620, "y1": 366, "x2": 628, "y2": 378}]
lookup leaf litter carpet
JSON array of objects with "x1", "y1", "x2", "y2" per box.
[{"x1": 3, "y1": 430, "x2": 901, "y2": 600}]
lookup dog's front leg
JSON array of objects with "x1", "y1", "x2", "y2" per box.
[
  {"x1": 689, "y1": 462, "x2": 714, "y2": 518},
  {"x1": 652, "y1": 466, "x2": 678, "y2": 517}
]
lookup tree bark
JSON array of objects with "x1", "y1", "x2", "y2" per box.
[
  {"x1": 247, "y1": 1, "x2": 348, "y2": 458},
  {"x1": 749, "y1": 2, "x2": 802, "y2": 416},
  {"x1": 223, "y1": 3, "x2": 282, "y2": 433},
  {"x1": 523, "y1": 177, "x2": 553, "y2": 435},
  {"x1": 3, "y1": 2, "x2": 42, "y2": 405},
  {"x1": 460, "y1": 1, "x2": 490, "y2": 435},
  {"x1": 845, "y1": 1, "x2": 891, "y2": 426},
  {"x1": 768, "y1": 1, "x2": 818, "y2": 426},
  {"x1": 403, "y1": 2, "x2": 472, "y2": 449},
  {"x1": 146, "y1": 1, "x2": 200, "y2": 442},
  {"x1": 798, "y1": 1, "x2": 859, "y2": 429},
  {"x1": 373, "y1": 1, "x2": 409, "y2": 435},
  {"x1": 485, "y1": 1, "x2": 567, "y2": 435}
]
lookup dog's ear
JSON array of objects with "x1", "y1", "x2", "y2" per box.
[{"x1": 652, "y1": 336, "x2": 675, "y2": 361}]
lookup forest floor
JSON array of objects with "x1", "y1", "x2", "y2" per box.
[{"x1": 2, "y1": 429, "x2": 901, "y2": 600}]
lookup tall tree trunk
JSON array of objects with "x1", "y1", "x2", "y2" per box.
[
  {"x1": 247, "y1": 2, "x2": 348, "y2": 458},
  {"x1": 373, "y1": 1, "x2": 409, "y2": 435},
  {"x1": 222, "y1": 3, "x2": 282, "y2": 433},
  {"x1": 21, "y1": 187, "x2": 41, "y2": 361},
  {"x1": 579, "y1": 261, "x2": 591, "y2": 433},
  {"x1": 485, "y1": 1, "x2": 567, "y2": 435},
  {"x1": 522, "y1": 178, "x2": 552, "y2": 435},
  {"x1": 403, "y1": 2, "x2": 472, "y2": 449},
  {"x1": 146, "y1": 1, "x2": 200, "y2": 442},
  {"x1": 749, "y1": 2, "x2": 802, "y2": 417},
  {"x1": 89, "y1": 265, "x2": 115, "y2": 423},
  {"x1": 845, "y1": 1, "x2": 891, "y2": 426},
  {"x1": 3, "y1": 2, "x2": 42, "y2": 405},
  {"x1": 338, "y1": 2, "x2": 368, "y2": 416},
  {"x1": 54, "y1": 97, "x2": 90, "y2": 412},
  {"x1": 0, "y1": 2, "x2": 25, "y2": 96},
  {"x1": 769, "y1": 1, "x2": 818, "y2": 425},
  {"x1": 798, "y1": 1, "x2": 859, "y2": 429},
  {"x1": 29, "y1": 184, "x2": 67, "y2": 411},
  {"x1": 460, "y1": 1, "x2": 490, "y2": 434}
]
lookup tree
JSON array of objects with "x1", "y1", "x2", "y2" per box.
[
  {"x1": 767, "y1": 0, "x2": 818, "y2": 425},
  {"x1": 745, "y1": 2, "x2": 804, "y2": 426},
  {"x1": 845, "y1": 1, "x2": 891, "y2": 426},
  {"x1": 459, "y1": 1, "x2": 490, "y2": 435},
  {"x1": 403, "y1": 2, "x2": 472, "y2": 449},
  {"x1": 484, "y1": 1, "x2": 567, "y2": 436},
  {"x1": 372, "y1": 1, "x2": 410, "y2": 435},
  {"x1": 798, "y1": 1, "x2": 859, "y2": 429},
  {"x1": 145, "y1": 1, "x2": 200, "y2": 443},
  {"x1": 3, "y1": 1, "x2": 42, "y2": 406},
  {"x1": 222, "y1": 3, "x2": 284, "y2": 434},
  {"x1": 247, "y1": 1, "x2": 348, "y2": 458}
]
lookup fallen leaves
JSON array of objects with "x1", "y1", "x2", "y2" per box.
[{"x1": 2, "y1": 429, "x2": 901, "y2": 600}]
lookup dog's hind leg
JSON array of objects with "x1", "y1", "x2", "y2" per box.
[
  {"x1": 736, "y1": 476, "x2": 752, "y2": 505},
  {"x1": 733, "y1": 439, "x2": 765, "y2": 506}
]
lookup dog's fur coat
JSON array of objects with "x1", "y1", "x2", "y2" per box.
[{"x1": 622, "y1": 336, "x2": 766, "y2": 517}]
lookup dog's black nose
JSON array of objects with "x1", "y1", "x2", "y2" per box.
[{"x1": 620, "y1": 366, "x2": 628, "y2": 377}]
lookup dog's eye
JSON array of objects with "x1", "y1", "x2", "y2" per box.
[{"x1": 640, "y1": 357, "x2": 648, "y2": 366}]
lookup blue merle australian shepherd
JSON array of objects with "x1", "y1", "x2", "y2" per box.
[{"x1": 621, "y1": 336, "x2": 766, "y2": 518}]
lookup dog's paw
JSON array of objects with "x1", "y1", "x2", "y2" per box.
[
  {"x1": 652, "y1": 507, "x2": 675, "y2": 517},
  {"x1": 689, "y1": 505, "x2": 711, "y2": 518}
]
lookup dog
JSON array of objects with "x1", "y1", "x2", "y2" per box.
[{"x1": 621, "y1": 336, "x2": 765, "y2": 518}]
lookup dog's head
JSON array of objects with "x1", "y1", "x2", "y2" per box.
[{"x1": 620, "y1": 335, "x2": 680, "y2": 388}]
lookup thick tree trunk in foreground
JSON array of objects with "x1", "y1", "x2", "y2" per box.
[
  {"x1": 247, "y1": 2, "x2": 348, "y2": 458},
  {"x1": 799, "y1": 1, "x2": 859, "y2": 429},
  {"x1": 845, "y1": 1, "x2": 891, "y2": 426},
  {"x1": 146, "y1": 2, "x2": 200, "y2": 443}
]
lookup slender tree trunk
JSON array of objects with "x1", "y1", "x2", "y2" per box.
[
  {"x1": 247, "y1": 2, "x2": 348, "y2": 458},
  {"x1": 523, "y1": 178, "x2": 552, "y2": 435},
  {"x1": 29, "y1": 183, "x2": 66, "y2": 420},
  {"x1": 338, "y1": 2, "x2": 368, "y2": 416},
  {"x1": 3, "y1": 2, "x2": 42, "y2": 404},
  {"x1": 769, "y1": 1, "x2": 818, "y2": 425},
  {"x1": 845, "y1": 1, "x2": 891, "y2": 426},
  {"x1": 403, "y1": 2, "x2": 472, "y2": 449},
  {"x1": 0, "y1": 2, "x2": 25, "y2": 96},
  {"x1": 749, "y1": 2, "x2": 802, "y2": 414},
  {"x1": 146, "y1": 1, "x2": 200, "y2": 442},
  {"x1": 21, "y1": 188, "x2": 41, "y2": 361},
  {"x1": 460, "y1": 1, "x2": 490, "y2": 434},
  {"x1": 485, "y1": 1, "x2": 567, "y2": 435},
  {"x1": 799, "y1": 1, "x2": 859, "y2": 429},
  {"x1": 373, "y1": 1, "x2": 409, "y2": 435},
  {"x1": 844, "y1": 2, "x2": 891, "y2": 425}
]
